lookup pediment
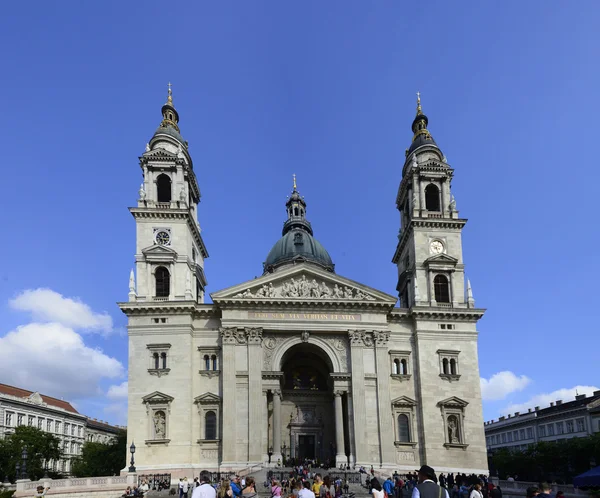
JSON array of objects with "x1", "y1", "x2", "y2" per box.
[
  {"x1": 391, "y1": 395, "x2": 417, "y2": 407},
  {"x1": 142, "y1": 391, "x2": 174, "y2": 404},
  {"x1": 28, "y1": 392, "x2": 44, "y2": 405},
  {"x1": 424, "y1": 253, "x2": 458, "y2": 267},
  {"x1": 142, "y1": 148, "x2": 178, "y2": 161},
  {"x1": 194, "y1": 392, "x2": 221, "y2": 405},
  {"x1": 142, "y1": 244, "x2": 178, "y2": 262},
  {"x1": 437, "y1": 396, "x2": 469, "y2": 408},
  {"x1": 211, "y1": 263, "x2": 397, "y2": 306}
]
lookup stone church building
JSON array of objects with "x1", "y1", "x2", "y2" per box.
[{"x1": 119, "y1": 88, "x2": 488, "y2": 475}]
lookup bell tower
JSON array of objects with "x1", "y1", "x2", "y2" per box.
[
  {"x1": 392, "y1": 93, "x2": 473, "y2": 310},
  {"x1": 129, "y1": 85, "x2": 208, "y2": 303}
]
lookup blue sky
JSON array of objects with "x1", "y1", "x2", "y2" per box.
[{"x1": 1, "y1": 2, "x2": 599, "y2": 425}]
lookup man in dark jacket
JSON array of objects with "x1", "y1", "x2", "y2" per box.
[{"x1": 411, "y1": 465, "x2": 449, "y2": 498}]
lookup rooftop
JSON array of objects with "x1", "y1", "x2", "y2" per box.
[{"x1": 0, "y1": 382, "x2": 79, "y2": 414}]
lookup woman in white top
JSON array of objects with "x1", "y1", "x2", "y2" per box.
[
  {"x1": 469, "y1": 484, "x2": 484, "y2": 498},
  {"x1": 371, "y1": 479, "x2": 385, "y2": 498}
]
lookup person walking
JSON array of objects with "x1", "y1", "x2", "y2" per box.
[
  {"x1": 470, "y1": 484, "x2": 483, "y2": 498},
  {"x1": 243, "y1": 477, "x2": 258, "y2": 498},
  {"x1": 411, "y1": 465, "x2": 450, "y2": 498},
  {"x1": 193, "y1": 472, "x2": 217, "y2": 498}
]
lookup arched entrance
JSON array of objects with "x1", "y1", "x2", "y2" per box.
[{"x1": 279, "y1": 343, "x2": 337, "y2": 465}]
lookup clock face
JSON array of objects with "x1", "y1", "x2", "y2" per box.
[
  {"x1": 155, "y1": 230, "x2": 171, "y2": 246},
  {"x1": 430, "y1": 240, "x2": 444, "y2": 255}
]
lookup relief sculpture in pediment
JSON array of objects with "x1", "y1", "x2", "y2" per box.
[{"x1": 233, "y1": 274, "x2": 375, "y2": 301}]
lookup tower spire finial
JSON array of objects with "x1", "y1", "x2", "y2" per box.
[
  {"x1": 416, "y1": 91, "x2": 422, "y2": 115},
  {"x1": 166, "y1": 82, "x2": 173, "y2": 105},
  {"x1": 293, "y1": 173, "x2": 297, "y2": 191}
]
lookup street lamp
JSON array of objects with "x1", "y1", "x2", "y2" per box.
[
  {"x1": 128, "y1": 441, "x2": 136, "y2": 473},
  {"x1": 21, "y1": 447, "x2": 28, "y2": 480},
  {"x1": 15, "y1": 463, "x2": 20, "y2": 482},
  {"x1": 268, "y1": 446, "x2": 273, "y2": 464}
]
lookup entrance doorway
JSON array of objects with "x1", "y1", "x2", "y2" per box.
[{"x1": 298, "y1": 435, "x2": 315, "y2": 460}]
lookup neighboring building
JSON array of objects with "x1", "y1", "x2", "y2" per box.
[
  {"x1": 119, "y1": 88, "x2": 488, "y2": 475},
  {"x1": 0, "y1": 383, "x2": 124, "y2": 475},
  {"x1": 86, "y1": 418, "x2": 124, "y2": 444},
  {"x1": 484, "y1": 391, "x2": 600, "y2": 452}
]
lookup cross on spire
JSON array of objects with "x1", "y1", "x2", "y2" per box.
[
  {"x1": 416, "y1": 91, "x2": 422, "y2": 115},
  {"x1": 293, "y1": 173, "x2": 297, "y2": 191}
]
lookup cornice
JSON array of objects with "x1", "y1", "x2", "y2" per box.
[
  {"x1": 392, "y1": 217, "x2": 468, "y2": 263},
  {"x1": 129, "y1": 207, "x2": 208, "y2": 258},
  {"x1": 411, "y1": 306, "x2": 485, "y2": 321},
  {"x1": 118, "y1": 301, "x2": 219, "y2": 317}
]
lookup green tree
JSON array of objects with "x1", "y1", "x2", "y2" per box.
[
  {"x1": 0, "y1": 426, "x2": 62, "y2": 482},
  {"x1": 70, "y1": 430, "x2": 126, "y2": 477}
]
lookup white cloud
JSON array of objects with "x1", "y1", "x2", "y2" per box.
[
  {"x1": 0, "y1": 322, "x2": 124, "y2": 400},
  {"x1": 503, "y1": 385, "x2": 600, "y2": 415},
  {"x1": 10, "y1": 288, "x2": 113, "y2": 334},
  {"x1": 107, "y1": 381, "x2": 128, "y2": 399},
  {"x1": 480, "y1": 371, "x2": 531, "y2": 401},
  {"x1": 105, "y1": 382, "x2": 128, "y2": 425}
]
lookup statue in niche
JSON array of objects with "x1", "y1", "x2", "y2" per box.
[
  {"x1": 449, "y1": 195, "x2": 457, "y2": 212},
  {"x1": 447, "y1": 416, "x2": 459, "y2": 443},
  {"x1": 153, "y1": 411, "x2": 166, "y2": 439},
  {"x1": 139, "y1": 183, "x2": 146, "y2": 201}
]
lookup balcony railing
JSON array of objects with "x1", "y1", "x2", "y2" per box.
[
  {"x1": 427, "y1": 212, "x2": 443, "y2": 219},
  {"x1": 152, "y1": 296, "x2": 169, "y2": 302},
  {"x1": 156, "y1": 202, "x2": 171, "y2": 209}
]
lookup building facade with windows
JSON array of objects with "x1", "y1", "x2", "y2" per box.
[
  {"x1": 119, "y1": 90, "x2": 488, "y2": 475},
  {"x1": 484, "y1": 392, "x2": 600, "y2": 452},
  {"x1": 0, "y1": 383, "x2": 123, "y2": 475}
]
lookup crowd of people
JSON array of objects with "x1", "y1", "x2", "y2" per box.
[{"x1": 367, "y1": 465, "x2": 563, "y2": 498}]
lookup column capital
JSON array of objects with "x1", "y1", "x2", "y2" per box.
[
  {"x1": 245, "y1": 327, "x2": 263, "y2": 345},
  {"x1": 333, "y1": 390, "x2": 345, "y2": 397},
  {"x1": 220, "y1": 327, "x2": 246, "y2": 345},
  {"x1": 348, "y1": 330, "x2": 365, "y2": 346},
  {"x1": 272, "y1": 389, "x2": 281, "y2": 398},
  {"x1": 373, "y1": 330, "x2": 390, "y2": 347}
]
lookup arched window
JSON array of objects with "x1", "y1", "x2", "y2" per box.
[
  {"x1": 204, "y1": 355, "x2": 210, "y2": 371},
  {"x1": 153, "y1": 352, "x2": 159, "y2": 370},
  {"x1": 434, "y1": 275, "x2": 450, "y2": 303},
  {"x1": 442, "y1": 358, "x2": 449, "y2": 375},
  {"x1": 400, "y1": 359, "x2": 408, "y2": 375},
  {"x1": 161, "y1": 352, "x2": 167, "y2": 369},
  {"x1": 397, "y1": 414, "x2": 410, "y2": 442},
  {"x1": 393, "y1": 359, "x2": 399, "y2": 375},
  {"x1": 157, "y1": 174, "x2": 172, "y2": 203},
  {"x1": 294, "y1": 207, "x2": 299, "y2": 216},
  {"x1": 211, "y1": 355, "x2": 217, "y2": 371},
  {"x1": 425, "y1": 184, "x2": 440, "y2": 211},
  {"x1": 450, "y1": 358, "x2": 457, "y2": 375},
  {"x1": 155, "y1": 266, "x2": 170, "y2": 297},
  {"x1": 205, "y1": 411, "x2": 217, "y2": 440}
]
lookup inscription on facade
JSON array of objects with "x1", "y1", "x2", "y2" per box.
[{"x1": 249, "y1": 312, "x2": 361, "y2": 321}]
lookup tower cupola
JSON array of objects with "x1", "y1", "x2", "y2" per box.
[
  {"x1": 406, "y1": 92, "x2": 441, "y2": 157},
  {"x1": 263, "y1": 175, "x2": 334, "y2": 274}
]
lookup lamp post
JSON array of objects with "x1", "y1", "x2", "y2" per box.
[
  {"x1": 21, "y1": 446, "x2": 28, "y2": 480},
  {"x1": 15, "y1": 463, "x2": 20, "y2": 483},
  {"x1": 128, "y1": 441, "x2": 136, "y2": 473},
  {"x1": 268, "y1": 446, "x2": 273, "y2": 465}
]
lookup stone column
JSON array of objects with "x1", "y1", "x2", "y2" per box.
[
  {"x1": 374, "y1": 331, "x2": 396, "y2": 467},
  {"x1": 262, "y1": 390, "x2": 269, "y2": 464},
  {"x1": 272, "y1": 389, "x2": 282, "y2": 463},
  {"x1": 346, "y1": 392, "x2": 356, "y2": 467},
  {"x1": 334, "y1": 391, "x2": 346, "y2": 466},
  {"x1": 348, "y1": 330, "x2": 368, "y2": 465},
  {"x1": 246, "y1": 328, "x2": 263, "y2": 464},
  {"x1": 220, "y1": 327, "x2": 238, "y2": 465}
]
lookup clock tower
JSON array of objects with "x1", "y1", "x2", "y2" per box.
[
  {"x1": 392, "y1": 93, "x2": 473, "y2": 310},
  {"x1": 129, "y1": 85, "x2": 208, "y2": 303}
]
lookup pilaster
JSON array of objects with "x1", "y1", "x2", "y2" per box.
[
  {"x1": 220, "y1": 327, "x2": 239, "y2": 465},
  {"x1": 246, "y1": 327, "x2": 263, "y2": 464},
  {"x1": 348, "y1": 330, "x2": 368, "y2": 465},
  {"x1": 373, "y1": 330, "x2": 396, "y2": 467}
]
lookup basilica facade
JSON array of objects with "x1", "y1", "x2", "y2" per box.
[{"x1": 119, "y1": 89, "x2": 488, "y2": 476}]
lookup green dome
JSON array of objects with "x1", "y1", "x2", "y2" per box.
[{"x1": 264, "y1": 228, "x2": 334, "y2": 273}]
